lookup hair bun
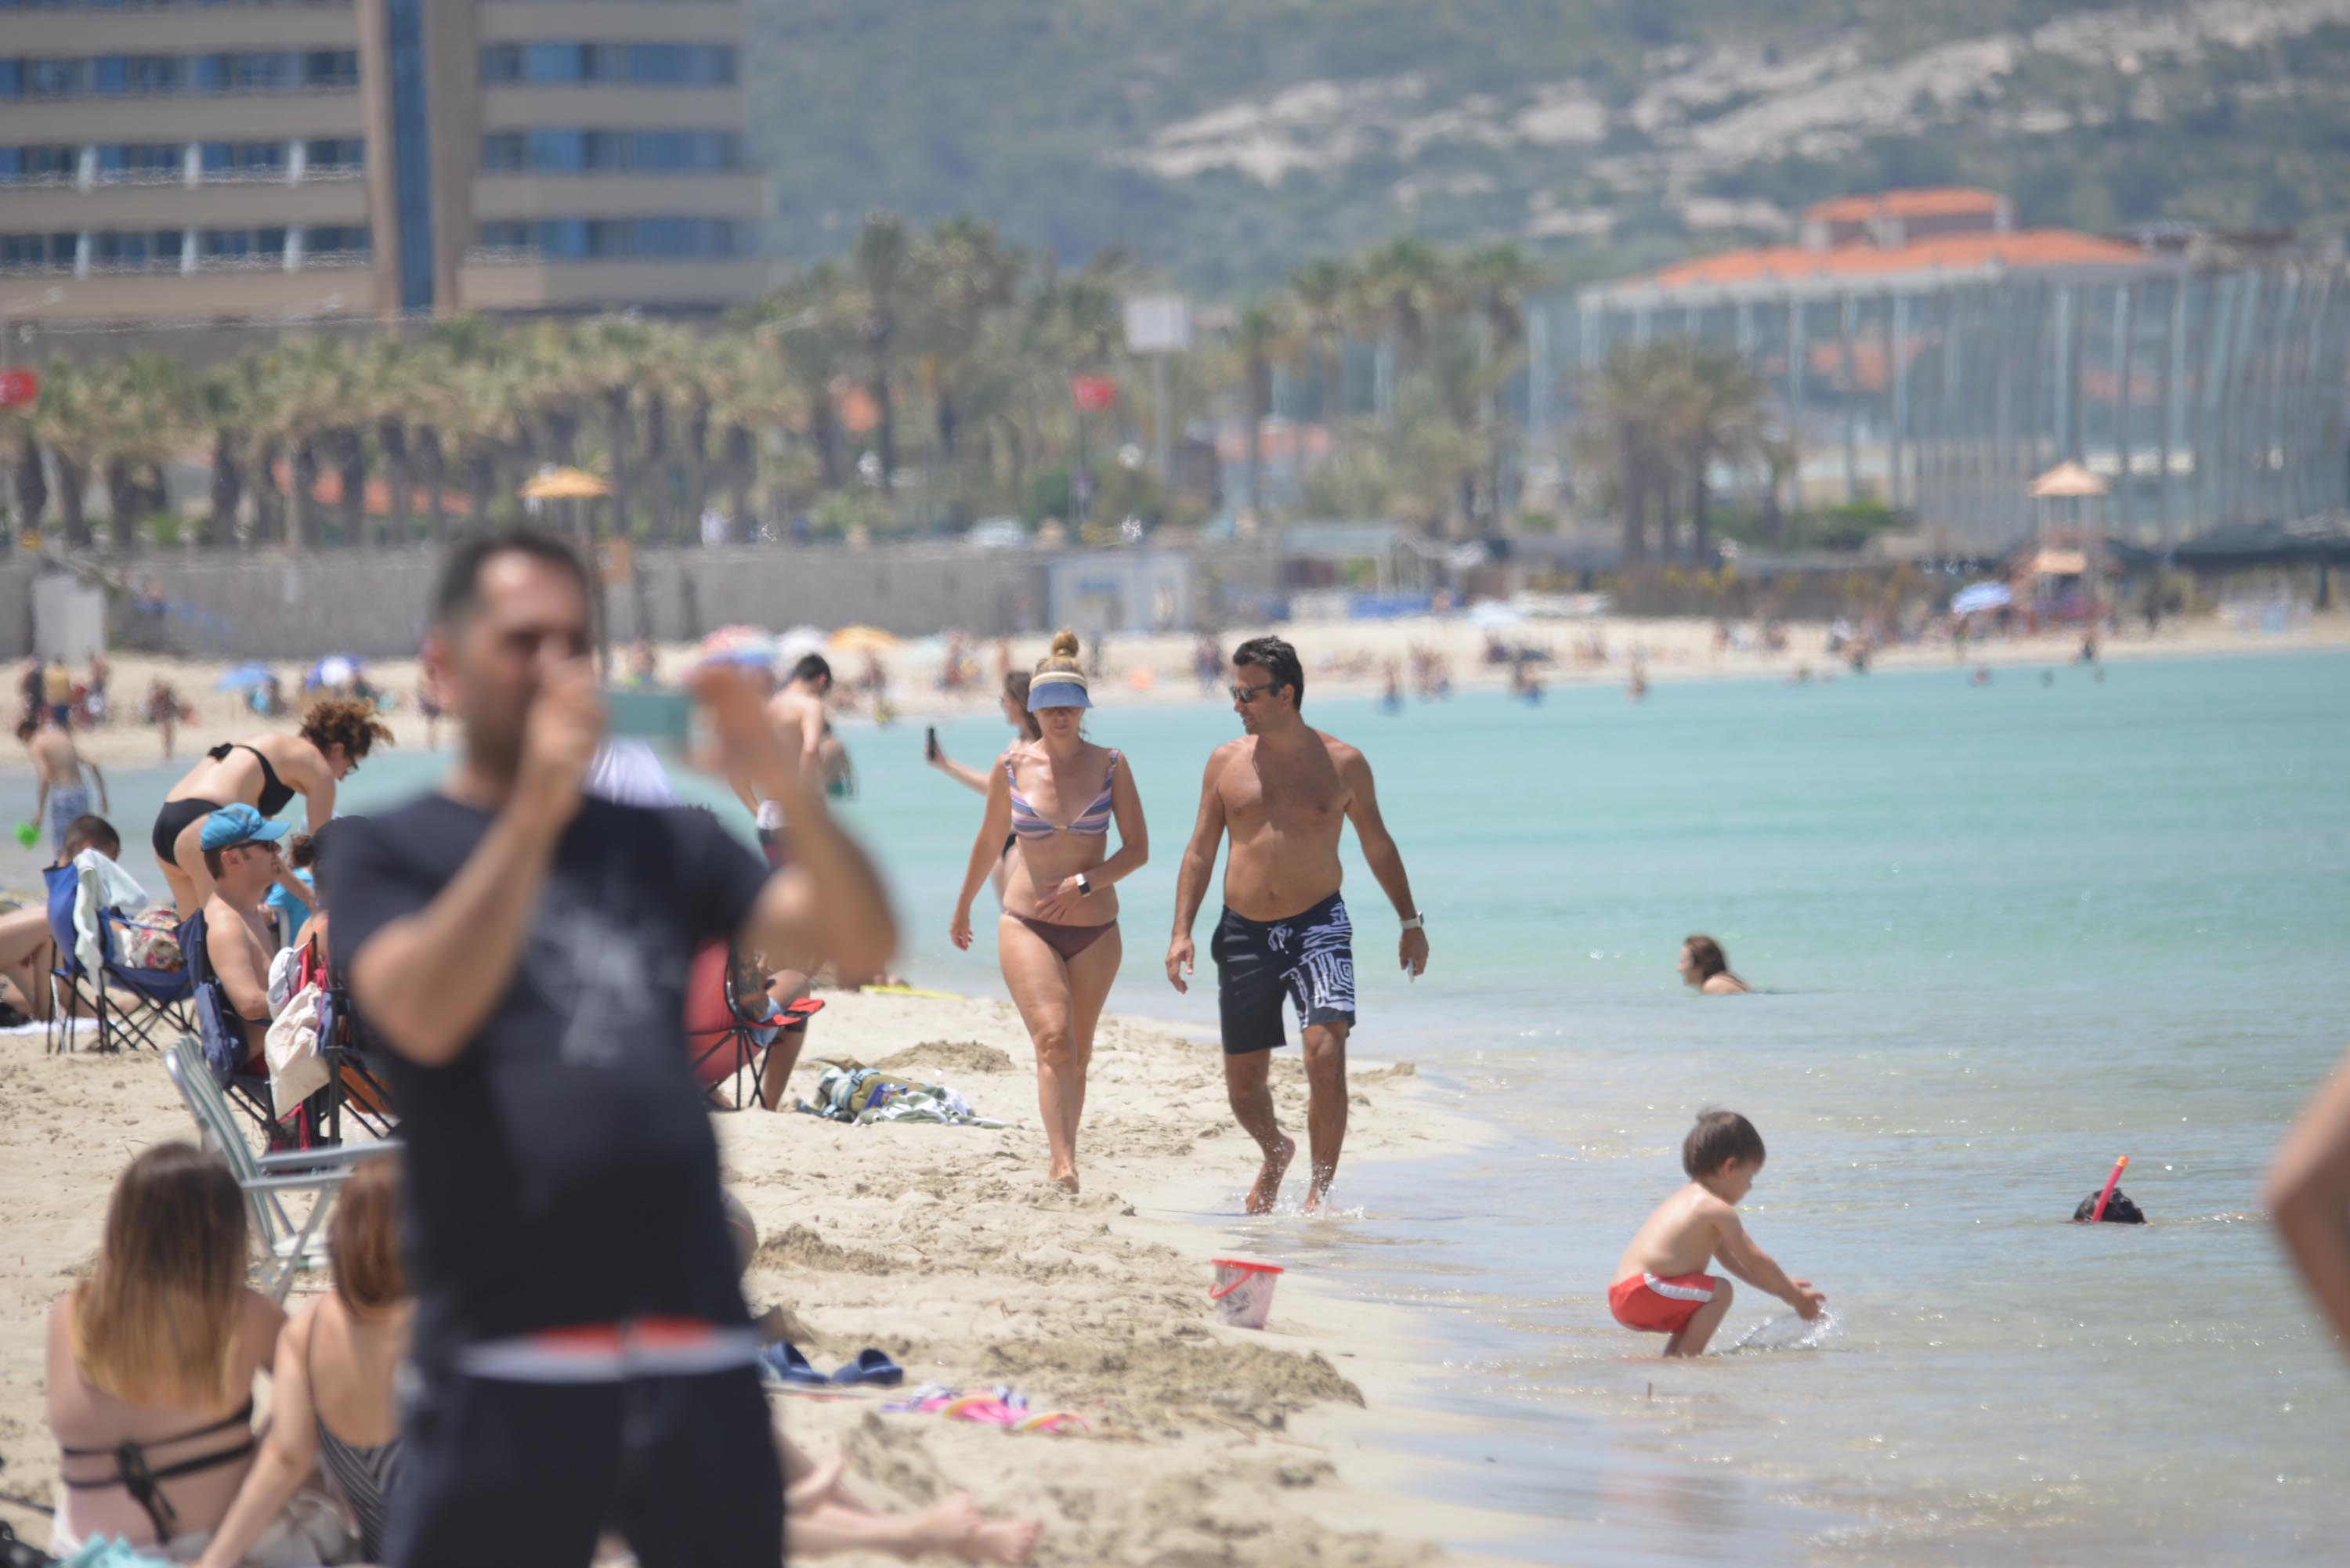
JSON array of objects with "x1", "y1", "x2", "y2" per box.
[{"x1": 1049, "y1": 628, "x2": 1081, "y2": 659}]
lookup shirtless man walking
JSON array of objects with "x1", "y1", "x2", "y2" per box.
[
  {"x1": 27, "y1": 707, "x2": 107, "y2": 858},
  {"x1": 1167, "y1": 635, "x2": 1429, "y2": 1213}
]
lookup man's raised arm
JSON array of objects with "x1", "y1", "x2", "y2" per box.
[{"x1": 348, "y1": 659, "x2": 602, "y2": 1067}]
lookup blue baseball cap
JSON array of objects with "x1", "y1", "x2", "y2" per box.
[{"x1": 200, "y1": 803, "x2": 290, "y2": 852}]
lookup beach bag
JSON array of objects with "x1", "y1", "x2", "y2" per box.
[{"x1": 113, "y1": 909, "x2": 184, "y2": 972}]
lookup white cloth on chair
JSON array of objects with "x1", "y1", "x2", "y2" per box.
[
  {"x1": 266, "y1": 981, "x2": 331, "y2": 1118},
  {"x1": 71, "y1": 847, "x2": 153, "y2": 977}
]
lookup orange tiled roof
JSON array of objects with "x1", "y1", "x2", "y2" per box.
[
  {"x1": 1646, "y1": 229, "x2": 2145, "y2": 289},
  {"x1": 1804, "y1": 187, "x2": 2006, "y2": 224}
]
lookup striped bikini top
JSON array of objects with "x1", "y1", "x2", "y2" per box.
[
  {"x1": 1007, "y1": 750, "x2": 1119, "y2": 839},
  {"x1": 309, "y1": 1321, "x2": 403, "y2": 1564}
]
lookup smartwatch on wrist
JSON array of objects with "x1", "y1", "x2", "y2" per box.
[
  {"x1": 1076, "y1": 873, "x2": 1094, "y2": 898},
  {"x1": 1400, "y1": 912, "x2": 1424, "y2": 932}
]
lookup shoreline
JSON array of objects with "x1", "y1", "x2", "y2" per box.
[
  {"x1": 7, "y1": 610, "x2": 2344, "y2": 778},
  {"x1": 0, "y1": 986, "x2": 1536, "y2": 1566}
]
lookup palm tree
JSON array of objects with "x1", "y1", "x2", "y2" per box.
[
  {"x1": 1459, "y1": 243, "x2": 1553, "y2": 524},
  {"x1": 193, "y1": 356, "x2": 262, "y2": 548},
  {"x1": 850, "y1": 214, "x2": 916, "y2": 481},
  {"x1": 919, "y1": 215, "x2": 1023, "y2": 475},
  {"x1": 1662, "y1": 344, "x2": 1767, "y2": 564},
  {"x1": 1575, "y1": 342, "x2": 1682, "y2": 565},
  {"x1": 1230, "y1": 298, "x2": 1300, "y2": 523},
  {"x1": 30, "y1": 359, "x2": 98, "y2": 550},
  {"x1": 1287, "y1": 257, "x2": 1353, "y2": 424},
  {"x1": 1354, "y1": 237, "x2": 1453, "y2": 384}
]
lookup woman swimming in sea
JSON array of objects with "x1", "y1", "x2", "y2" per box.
[{"x1": 1678, "y1": 934, "x2": 1752, "y2": 995}]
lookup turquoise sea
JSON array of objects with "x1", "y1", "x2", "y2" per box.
[{"x1": 44, "y1": 649, "x2": 2350, "y2": 1566}]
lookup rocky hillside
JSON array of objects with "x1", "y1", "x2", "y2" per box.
[{"x1": 746, "y1": 0, "x2": 2350, "y2": 289}]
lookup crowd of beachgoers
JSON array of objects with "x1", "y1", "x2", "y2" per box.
[{"x1": 2, "y1": 537, "x2": 2347, "y2": 1568}]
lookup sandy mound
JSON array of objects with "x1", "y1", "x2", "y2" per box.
[{"x1": 877, "y1": 1040, "x2": 1019, "y2": 1076}]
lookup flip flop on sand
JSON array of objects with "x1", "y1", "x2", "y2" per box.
[
  {"x1": 757, "y1": 1342, "x2": 831, "y2": 1389},
  {"x1": 829, "y1": 1348, "x2": 905, "y2": 1387}
]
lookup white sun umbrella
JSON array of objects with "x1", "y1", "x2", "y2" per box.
[
  {"x1": 776, "y1": 626, "x2": 830, "y2": 667},
  {"x1": 1950, "y1": 582, "x2": 2013, "y2": 616},
  {"x1": 1469, "y1": 598, "x2": 1528, "y2": 630}
]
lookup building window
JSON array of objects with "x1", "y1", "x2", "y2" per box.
[
  {"x1": 305, "y1": 224, "x2": 370, "y2": 259},
  {"x1": 475, "y1": 216, "x2": 743, "y2": 262},
  {"x1": 304, "y1": 137, "x2": 364, "y2": 174},
  {"x1": 477, "y1": 128, "x2": 740, "y2": 174},
  {"x1": 0, "y1": 146, "x2": 83, "y2": 185},
  {"x1": 0, "y1": 232, "x2": 80, "y2": 273},
  {"x1": 0, "y1": 49, "x2": 358, "y2": 100},
  {"x1": 201, "y1": 141, "x2": 287, "y2": 178},
  {"x1": 480, "y1": 42, "x2": 736, "y2": 86}
]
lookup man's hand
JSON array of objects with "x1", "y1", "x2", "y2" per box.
[
  {"x1": 1788, "y1": 1281, "x2": 1826, "y2": 1321},
  {"x1": 689, "y1": 663, "x2": 801, "y2": 805},
  {"x1": 1399, "y1": 926, "x2": 1429, "y2": 979},
  {"x1": 516, "y1": 656, "x2": 603, "y2": 821},
  {"x1": 1166, "y1": 933, "x2": 1195, "y2": 993}
]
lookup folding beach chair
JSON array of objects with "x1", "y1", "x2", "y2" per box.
[
  {"x1": 181, "y1": 909, "x2": 290, "y2": 1147},
  {"x1": 685, "y1": 941, "x2": 823, "y2": 1111},
  {"x1": 313, "y1": 977, "x2": 398, "y2": 1143},
  {"x1": 42, "y1": 862, "x2": 195, "y2": 1057},
  {"x1": 164, "y1": 1035, "x2": 400, "y2": 1303}
]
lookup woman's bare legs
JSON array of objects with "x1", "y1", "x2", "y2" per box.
[
  {"x1": 1061, "y1": 925, "x2": 1122, "y2": 1140},
  {"x1": 998, "y1": 914, "x2": 1083, "y2": 1190},
  {"x1": 0, "y1": 904, "x2": 57, "y2": 1020}
]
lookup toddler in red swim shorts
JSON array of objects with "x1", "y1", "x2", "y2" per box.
[{"x1": 1608, "y1": 1110, "x2": 1826, "y2": 1357}]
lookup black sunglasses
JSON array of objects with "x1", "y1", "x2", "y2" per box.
[{"x1": 1230, "y1": 682, "x2": 1278, "y2": 705}]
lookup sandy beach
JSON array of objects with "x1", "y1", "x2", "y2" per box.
[
  {"x1": 23, "y1": 608, "x2": 2347, "y2": 775},
  {"x1": 0, "y1": 987, "x2": 1526, "y2": 1566}
]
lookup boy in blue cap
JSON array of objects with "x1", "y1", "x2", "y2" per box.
[{"x1": 201, "y1": 802, "x2": 289, "y2": 1065}]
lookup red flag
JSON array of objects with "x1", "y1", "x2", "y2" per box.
[
  {"x1": 1069, "y1": 374, "x2": 1117, "y2": 413},
  {"x1": 0, "y1": 368, "x2": 39, "y2": 409}
]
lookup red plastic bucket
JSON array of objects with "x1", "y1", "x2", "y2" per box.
[{"x1": 1209, "y1": 1257, "x2": 1284, "y2": 1329}]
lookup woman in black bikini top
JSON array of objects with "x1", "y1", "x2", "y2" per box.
[
  {"x1": 45, "y1": 1143, "x2": 286, "y2": 1554},
  {"x1": 150, "y1": 695, "x2": 390, "y2": 917}
]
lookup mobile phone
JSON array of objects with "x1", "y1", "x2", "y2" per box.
[
  {"x1": 606, "y1": 688, "x2": 692, "y2": 747},
  {"x1": 924, "y1": 725, "x2": 940, "y2": 761}
]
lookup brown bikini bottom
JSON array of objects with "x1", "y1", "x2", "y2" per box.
[{"x1": 1012, "y1": 915, "x2": 1116, "y2": 961}]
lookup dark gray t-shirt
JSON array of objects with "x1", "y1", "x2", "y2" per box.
[{"x1": 331, "y1": 793, "x2": 767, "y2": 1360}]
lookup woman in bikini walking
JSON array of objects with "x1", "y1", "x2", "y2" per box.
[{"x1": 952, "y1": 631, "x2": 1148, "y2": 1193}]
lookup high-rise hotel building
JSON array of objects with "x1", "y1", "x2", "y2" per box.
[{"x1": 0, "y1": 0, "x2": 773, "y2": 324}]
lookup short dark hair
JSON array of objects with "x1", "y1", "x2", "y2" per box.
[
  {"x1": 431, "y1": 529, "x2": 592, "y2": 628},
  {"x1": 1233, "y1": 635, "x2": 1304, "y2": 710},
  {"x1": 201, "y1": 844, "x2": 226, "y2": 881},
  {"x1": 1683, "y1": 1110, "x2": 1766, "y2": 1177},
  {"x1": 63, "y1": 814, "x2": 118, "y2": 860},
  {"x1": 790, "y1": 653, "x2": 833, "y2": 687}
]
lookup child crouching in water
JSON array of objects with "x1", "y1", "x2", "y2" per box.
[{"x1": 1610, "y1": 1110, "x2": 1825, "y2": 1356}]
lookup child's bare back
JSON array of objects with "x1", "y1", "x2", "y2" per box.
[{"x1": 1606, "y1": 1111, "x2": 1825, "y2": 1357}]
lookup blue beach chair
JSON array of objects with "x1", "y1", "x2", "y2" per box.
[{"x1": 42, "y1": 862, "x2": 196, "y2": 1057}]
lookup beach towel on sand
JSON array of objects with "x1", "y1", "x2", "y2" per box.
[{"x1": 809, "y1": 1065, "x2": 1004, "y2": 1128}]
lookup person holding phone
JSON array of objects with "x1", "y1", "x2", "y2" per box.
[
  {"x1": 949, "y1": 636, "x2": 1147, "y2": 1194},
  {"x1": 928, "y1": 670, "x2": 1044, "y2": 905}
]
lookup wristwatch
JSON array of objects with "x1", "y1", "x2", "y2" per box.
[
  {"x1": 1076, "y1": 873, "x2": 1094, "y2": 898},
  {"x1": 1399, "y1": 912, "x2": 1424, "y2": 931}
]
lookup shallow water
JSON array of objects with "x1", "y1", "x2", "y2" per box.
[{"x1": 41, "y1": 650, "x2": 2350, "y2": 1564}]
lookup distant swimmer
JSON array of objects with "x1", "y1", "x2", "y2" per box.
[
  {"x1": 1971, "y1": 667, "x2": 1993, "y2": 687},
  {"x1": 1610, "y1": 1111, "x2": 1824, "y2": 1357},
  {"x1": 1167, "y1": 636, "x2": 1429, "y2": 1215},
  {"x1": 1678, "y1": 935, "x2": 1750, "y2": 995},
  {"x1": 1626, "y1": 658, "x2": 1649, "y2": 703}
]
